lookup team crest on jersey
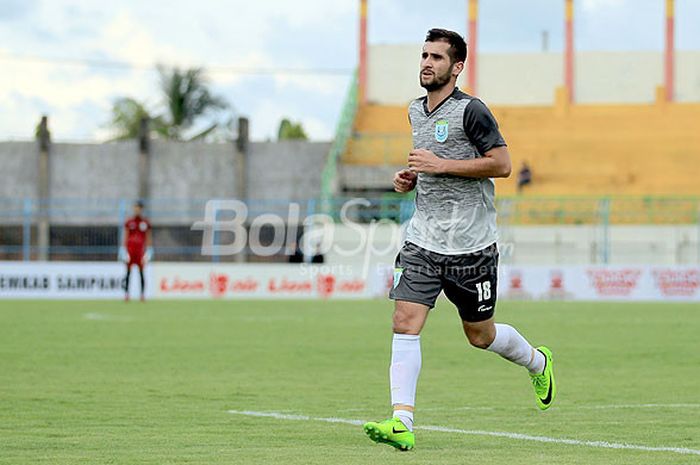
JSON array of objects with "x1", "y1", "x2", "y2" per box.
[{"x1": 435, "y1": 120, "x2": 449, "y2": 143}]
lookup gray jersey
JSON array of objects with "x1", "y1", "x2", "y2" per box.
[{"x1": 404, "y1": 88, "x2": 507, "y2": 255}]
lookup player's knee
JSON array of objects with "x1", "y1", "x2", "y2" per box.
[
  {"x1": 392, "y1": 311, "x2": 420, "y2": 335},
  {"x1": 465, "y1": 330, "x2": 494, "y2": 349}
]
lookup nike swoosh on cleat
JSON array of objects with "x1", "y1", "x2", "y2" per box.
[
  {"x1": 392, "y1": 427, "x2": 409, "y2": 434},
  {"x1": 540, "y1": 370, "x2": 553, "y2": 405}
]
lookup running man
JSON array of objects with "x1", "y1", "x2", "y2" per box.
[
  {"x1": 363, "y1": 29, "x2": 556, "y2": 451},
  {"x1": 119, "y1": 200, "x2": 153, "y2": 301}
]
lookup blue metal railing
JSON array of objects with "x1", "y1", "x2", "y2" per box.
[{"x1": 1, "y1": 195, "x2": 699, "y2": 262}]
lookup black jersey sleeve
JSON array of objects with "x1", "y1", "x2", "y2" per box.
[{"x1": 462, "y1": 99, "x2": 507, "y2": 155}]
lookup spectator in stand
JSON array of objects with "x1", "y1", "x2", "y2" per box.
[{"x1": 517, "y1": 161, "x2": 532, "y2": 193}]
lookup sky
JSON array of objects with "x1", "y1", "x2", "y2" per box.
[{"x1": 1, "y1": 0, "x2": 699, "y2": 142}]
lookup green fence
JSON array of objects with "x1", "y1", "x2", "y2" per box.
[
  {"x1": 496, "y1": 196, "x2": 700, "y2": 225},
  {"x1": 320, "y1": 70, "x2": 359, "y2": 211},
  {"x1": 362, "y1": 194, "x2": 700, "y2": 226}
]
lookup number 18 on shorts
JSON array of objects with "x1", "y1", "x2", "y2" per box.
[{"x1": 389, "y1": 242, "x2": 499, "y2": 322}]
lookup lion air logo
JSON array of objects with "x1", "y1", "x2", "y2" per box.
[
  {"x1": 550, "y1": 271, "x2": 564, "y2": 291},
  {"x1": 503, "y1": 269, "x2": 532, "y2": 300},
  {"x1": 509, "y1": 272, "x2": 523, "y2": 290},
  {"x1": 587, "y1": 269, "x2": 641, "y2": 296},
  {"x1": 209, "y1": 273, "x2": 229, "y2": 298},
  {"x1": 317, "y1": 274, "x2": 336, "y2": 298},
  {"x1": 652, "y1": 269, "x2": 700, "y2": 297},
  {"x1": 546, "y1": 270, "x2": 572, "y2": 300}
]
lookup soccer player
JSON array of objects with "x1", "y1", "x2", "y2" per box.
[
  {"x1": 119, "y1": 200, "x2": 152, "y2": 302},
  {"x1": 363, "y1": 29, "x2": 556, "y2": 451}
]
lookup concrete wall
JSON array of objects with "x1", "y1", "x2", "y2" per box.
[
  {"x1": 498, "y1": 225, "x2": 699, "y2": 266},
  {"x1": 368, "y1": 46, "x2": 700, "y2": 105},
  {"x1": 51, "y1": 142, "x2": 139, "y2": 200},
  {"x1": 247, "y1": 141, "x2": 330, "y2": 202},
  {"x1": 480, "y1": 53, "x2": 562, "y2": 105},
  {"x1": 0, "y1": 140, "x2": 330, "y2": 224},
  {"x1": 340, "y1": 165, "x2": 397, "y2": 190},
  {"x1": 677, "y1": 52, "x2": 700, "y2": 102},
  {"x1": 323, "y1": 223, "x2": 700, "y2": 268},
  {"x1": 0, "y1": 142, "x2": 38, "y2": 199},
  {"x1": 150, "y1": 141, "x2": 237, "y2": 200}
]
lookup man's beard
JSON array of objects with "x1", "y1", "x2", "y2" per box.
[{"x1": 420, "y1": 66, "x2": 453, "y2": 91}]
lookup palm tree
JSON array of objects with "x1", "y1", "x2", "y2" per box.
[
  {"x1": 107, "y1": 97, "x2": 153, "y2": 140},
  {"x1": 107, "y1": 66, "x2": 229, "y2": 141},
  {"x1": 157, "y1": 66, "x2": 228, "y2": 140}
]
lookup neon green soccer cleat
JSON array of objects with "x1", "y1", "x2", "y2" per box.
[
  {"x1": 530, "y1": 346, "x2": 556, "y2": 410},
  {"x1": 363, "y1": 417, "x2": 415, "y2": 451}
]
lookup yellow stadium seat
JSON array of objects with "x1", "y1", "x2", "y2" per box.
[{"x1": 343, "y1": 103, "x2": 700, "y2": 197}]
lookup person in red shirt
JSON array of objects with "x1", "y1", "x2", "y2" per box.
[{"x1": 119, "y1": 200, "x2": 153, "y2": 301}]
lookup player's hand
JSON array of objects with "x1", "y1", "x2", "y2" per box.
[
  {"x1": 144, "y1": 247, "x2": 154, "y2": 264},
  {"x1": 393, "y1": 169, "x2": 417, "y2": 193},
  {"x1": 408, "y1": 149, "x2": 446, "y2": 174},
  {"x1": 118, "y1": 246, "x2": 128, "y2": 263}
]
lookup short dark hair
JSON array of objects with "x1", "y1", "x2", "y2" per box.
[
  {"x1": 425, "y1": 28, "x2": 467, "y2": 64},
  {"x1": 135, "y1": 200, "x2": 144, "y2": 208}
]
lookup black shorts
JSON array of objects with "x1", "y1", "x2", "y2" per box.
[{"x1": 389, "y1": 242, "x2": 499, "y2": 322}]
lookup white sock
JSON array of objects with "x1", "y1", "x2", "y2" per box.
[
  {"x1": 390, "y1": 333, "x2": 421, "y2": 428},
  {"x1": 393, "y1": 409, "x2": 414, "y2": 432},
  {"x1": 487, "y1": 324, "x2": 545, "y2": 375}
]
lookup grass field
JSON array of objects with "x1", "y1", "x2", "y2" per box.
[{"x1": 1, "y1": 299, "x2": 699, "y2": 464}]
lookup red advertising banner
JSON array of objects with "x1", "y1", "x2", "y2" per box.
[
  {"x1": 497, "y1": 265, "x2": 700, "y2": 301},
  {"x1": 153, "y1": 263, "x2": 373, "y2": 299},
  {"x1": 1, "y1": 262, "x2": 698, "y2": 302}
]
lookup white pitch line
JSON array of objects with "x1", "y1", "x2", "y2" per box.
[
  {"x1": 229, "y1": 410, "x2": 363, "y2": 426},
  {"x1": 340, "y1": 406, "x2": 496, "y2": 413},
  {"x1": 83, "y1": 312, "x2": 133, "y2": 322},
  {"x1": 227, "y1": 409, "x2": 700, "y2": 457},
  {"x1": 425, "y1": 406, "x2": 496, "y2": 412}
]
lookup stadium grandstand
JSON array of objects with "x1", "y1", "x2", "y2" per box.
[
  {"x1": 332, "y1": 0, "x2": 700, "y2": 224},
  {"x1": 344, "y1": 100, "x2": 700, "y2": 197}
]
